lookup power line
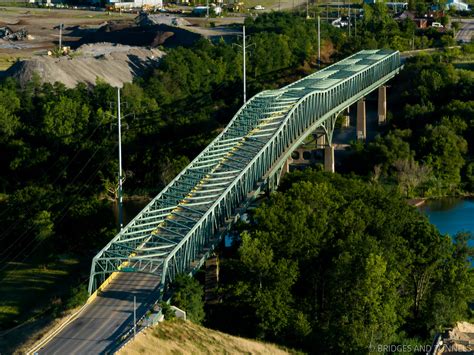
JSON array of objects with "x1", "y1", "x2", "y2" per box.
[
  {"x1": 0, "y1": 140, "x2": 107, "y2": 246},
  {"x1": 0, "y1": 143, "x2": 119, "y2": 272},
  {"x1": 0, "y1": 140, "x2": 116, "y2": 261},
  {"x1": 0, "y1": 113, "x2": 111, "y2": 221}
]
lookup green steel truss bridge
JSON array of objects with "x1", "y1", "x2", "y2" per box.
[{"x1": 88, "y1": 49, "x2": 402, "y2": 295}]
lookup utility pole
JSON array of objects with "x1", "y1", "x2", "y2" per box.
[
  {"x1": 58, "y1": 23, "x2": 63, "y2": 52},
  {"x1": 355, "y1": 12, "x2": 357, "y2": 36},
  {"x1": 306, "y1": 0, "x2": 309, "y2": 18},
  {"x1": 243, "y1": 26, "x2": 247, "y2": 103},
  {"x1": 348, "y1": 5, "x2": 351, "y2": 36},
  {"x1": 117, "y1": 88, "x2": 124, "y2": 231},
  {"x1": 235, "y1": 26, "x2": 253, "y2": 104},
  {"x1": 234, "y1": 26, "x2": 254, "y2": 104},
  {"x1": 133, "y1": 295, "x2": 137, "y2": 338},
  {"x1": 317, "y1": 15, "x2": 321, "y2": 67},
  {"x1": 206, "y1": 0, "x2": 209, "y2": 19}
]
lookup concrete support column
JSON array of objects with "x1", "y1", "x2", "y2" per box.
[
  {"x1": 378, "y1": 85, "x2": 387, "y2": 125},
  {"x1": 324, "y1": 144, "x2": 335, "y2": 173},
  {"x1": 356, "y1": 99, "x2": 366, "y2": 140},
  {"x1": 282, "y1": 157, "x2": 292, "y2": 174},
  {"x1": 342, "y1": 107, "x2": 350, "y2": 128},
  {"x1": 316, "y1": 133, "x2": 326, "y2": 148}
]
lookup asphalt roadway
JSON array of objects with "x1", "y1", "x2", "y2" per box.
[
  {"x1": 455, "y1": 18, "x2": 474, "y2": 43},
  {"x1": 38, "y1": 272, "x2": 161, "y2": 354}
]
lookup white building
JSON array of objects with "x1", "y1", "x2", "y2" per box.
[
  {"x1": 445, "y1": 0, "x2": 470, "y2": 11},
  {"x1": 107, "y1": 0, "x2": 163, "y2": 9}
]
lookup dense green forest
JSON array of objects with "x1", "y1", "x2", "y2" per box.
[
  {"x1": 0, "y1": 7, "x2": 472, "y2": 352},
  {"x1": 208, "y1": 172, "x2": 473, "y2": 353}
]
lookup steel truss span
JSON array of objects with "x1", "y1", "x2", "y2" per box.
[{"x1": 89, "y1": 49, "x2": 402, "y2": 295}]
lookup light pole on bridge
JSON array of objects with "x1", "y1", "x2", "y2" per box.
[
  {"x1": 318, "y1": 15, "x2": 321, "y2": 67},
  {"x1": 110, "y1": 88, "x2": 135, "y2": 231},
  {"x1": 117, "y1": 88, "x2": 124, "y2": 231},
  {"x1": 235, "y1": 26, "x2": 254, "y2": 104}
]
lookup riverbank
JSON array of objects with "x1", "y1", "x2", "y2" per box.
[
  {"x1": 408, "y1": 192, "x2": 474, "y2": 208},
  {"x1": 408, "y1": 198, "x2": 426, "y2": 207}
]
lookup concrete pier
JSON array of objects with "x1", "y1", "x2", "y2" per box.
[
  {"x1": 317, "y1": 133, "x2": 326, "y2": 148},
  {"x1": 342, "y1": 107, "x2": 350, "y2": 128},
  {"x1": 378, "y1": 85, "x2": 387, "y2": 125},
  {"x1": 324, "y1": 144, "x2": 335, "y2": 173},
  {"x1": 356, "y1": 99, "x2": 366, "y2": 140}
]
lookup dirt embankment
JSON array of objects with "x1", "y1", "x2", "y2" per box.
[
  {"x1": 5, "y1": 43, "x2": 165, "y2": 88},
  {"x1": 438, "y1": 321, "x2": 474, "y2": 354},
  {"x1": 118, "y1": 320, "x2": 293, "y2": 355}
]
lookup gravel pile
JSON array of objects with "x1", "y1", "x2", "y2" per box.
[
  {"x1": 5, "y1": 43, "x2": 165, "y2": 88},
  {"x1": 137, "y1": 13, "x2": 192, "y2": 27}
]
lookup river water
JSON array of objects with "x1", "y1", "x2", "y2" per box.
[
  {"x1": 111, "y1": 199, "x2": 150, "y2": 226},
  {"x1": 420, "y1": 198, "x2": 474, "y2": 237}
]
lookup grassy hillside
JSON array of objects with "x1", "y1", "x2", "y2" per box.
[{"x1": 119, "y1": 320, "x2": 296, "y2": 355}]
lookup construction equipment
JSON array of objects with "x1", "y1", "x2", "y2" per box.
[{"x1": 0, "y1": 27, "x2": 28, "y2": 41}]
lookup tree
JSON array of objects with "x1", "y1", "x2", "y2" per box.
[
  {"x1": 0, "y1": 88, "x2": 20, "y2": 140},
  {"x1": 32, "y1": 210, "x2": 54, "y2": 242},
  {"x1": 419, "y1": 124, "x2": 467, "y2": 194},
  {"x1": 466, "y1": 162, "x2": 474, "y2": 191},
  {"x1": 171, "y1": 274, "x2": 205, "y2": 324},
  {"x1": 368, "y1": 129, "x2": 414, "y2": 177},
  {"x1": 41, "y1": 95, "x2": 90, "y2": 145},
  {"x1": 393, "y1": 158, "x2": 432, "y2": 197}
]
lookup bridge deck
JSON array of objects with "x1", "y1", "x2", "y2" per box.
[{"x1": 40, "y1": 273, "x2": 160, "y2": 354}]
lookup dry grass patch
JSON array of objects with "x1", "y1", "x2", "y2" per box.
[{"x1": 119, "y1": 320, "x2": 296, "y2": 355}]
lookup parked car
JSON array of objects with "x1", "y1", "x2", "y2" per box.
[{"x1": 253, "y1": 5, "x2": 265, "y2": 10}]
